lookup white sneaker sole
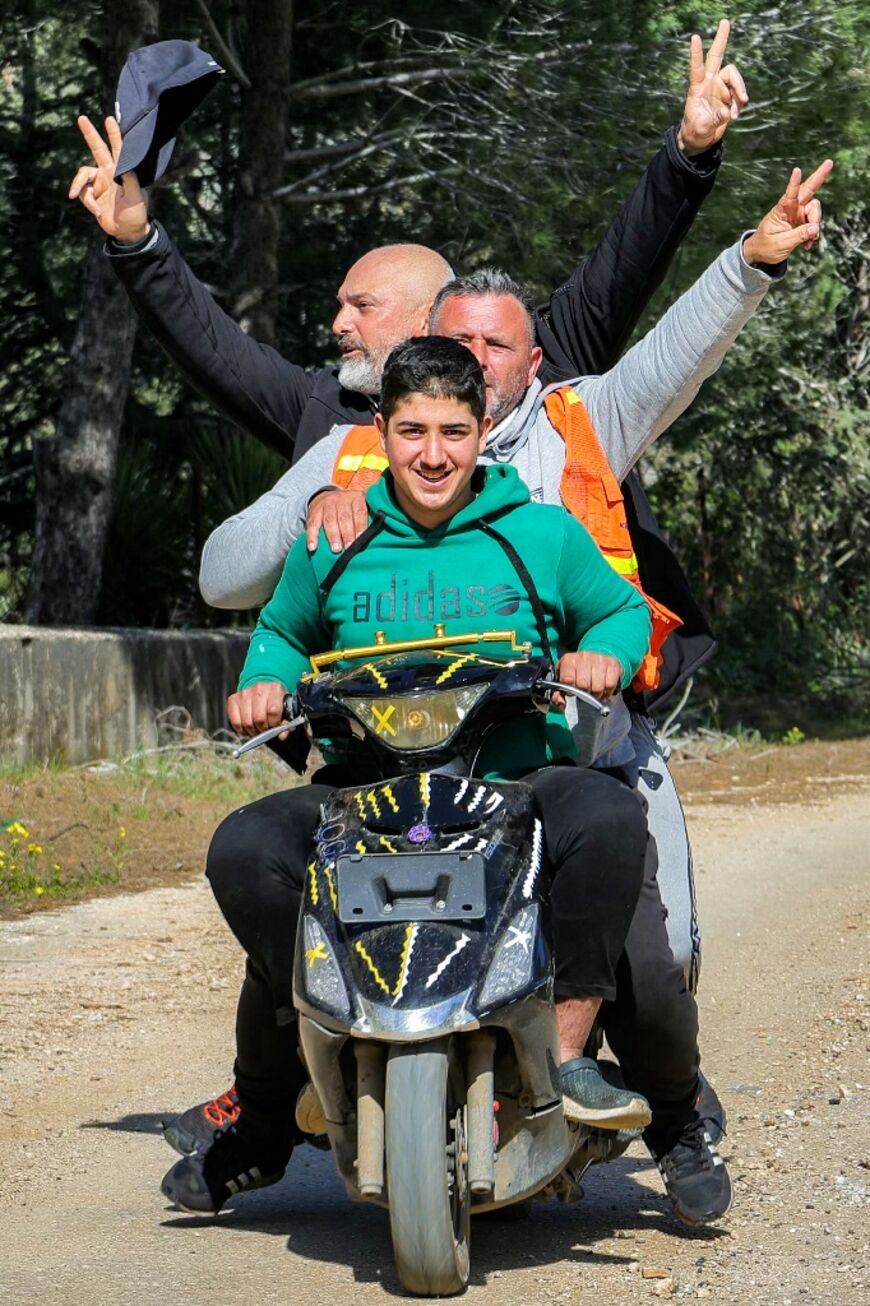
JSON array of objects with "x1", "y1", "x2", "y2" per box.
[{"x1": 562, "y1": 1094, "x2": 652, "y2": 1131}]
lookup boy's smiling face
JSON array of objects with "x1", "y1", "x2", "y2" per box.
[{"x1": 376, "y1": 392, "x2": 492, "y2": 529}]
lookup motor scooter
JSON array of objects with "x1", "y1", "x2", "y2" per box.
[{"x1": 237, "y1": 626, "x2": 634, "y2": 1296}]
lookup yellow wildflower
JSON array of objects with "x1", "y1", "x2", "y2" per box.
[
  {"x1": 52, "y1": 863, "x2": 61, "y2": 872},
  {"x1": 28, "y1": 843, "x2": 44, "y2": 855},
  {"x1": 34, "y1": 885, "x2": 45, "y2": 897},
  {"x1": 8, "y1": 822, "x2": 29, "y2": 838},
  {"x1": 118, "y1": 827, "x2": 127, "y2": 840}
]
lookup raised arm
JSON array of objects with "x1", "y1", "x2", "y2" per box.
[
  {"x1": 70, "y1": 116, "x2": 315, "y2": 461},
  {"x1": 580, "y1": 161, "x2": 833, "y2": 481},
  {"x1": 535, "y1": 20, "x2": 748, "y2": 380}
]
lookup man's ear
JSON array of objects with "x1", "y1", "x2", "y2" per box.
[
  {"x1": 527, "y1": 345, "x2": 543, "y2": 385},
  {"x1": 375, "y1": 411, "x2": 387, "y2": 449},
  {"x1": 478, "y1": 414, "x2": 493, "y2": 452}
]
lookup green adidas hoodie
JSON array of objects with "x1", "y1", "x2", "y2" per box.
[{"x1": 239, "y1": 465, "x2": 651, "y2": 779}]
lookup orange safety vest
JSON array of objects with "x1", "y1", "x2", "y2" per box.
[{"x1": 330, "y1": 388, "x2": 683, "y2": 691}]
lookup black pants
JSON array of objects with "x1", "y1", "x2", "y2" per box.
[
  {"x1": 599, "y1": 843, "x2": 701, "y2": 1135},
  {"x1": 206, "y1": 768, "x2": 649, "y2": 1118}
]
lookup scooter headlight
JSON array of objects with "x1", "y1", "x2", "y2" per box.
[
  {"x1": 343, "y1": 683, "x2": 486, "y2": 751},
  {"x1": 301, "y1": 915, "x2": 350, "y2": 1017},
  {"x1": 478, "y1": 903, "x2": 540, "y2": 1009}
]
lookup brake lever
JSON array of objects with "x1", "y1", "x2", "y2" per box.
[
  {"x1": 232, "y1": 716, "x2": 307, "y2": 758},
  {"x1": 536, "y1": 679, "x2": 611, "y2": 718}
]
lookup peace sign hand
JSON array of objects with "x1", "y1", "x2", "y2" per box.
[
  {"x1": 68, "y1": 116, "x2": 150, "y2": 244},
  {"x1": 678, "y1": 19, "x2": 749, "y2": 157},
  {"x1": 743, "y1": 160, "x2": 834, "y2": 266}
]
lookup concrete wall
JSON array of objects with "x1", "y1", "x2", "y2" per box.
[{"x1": 0, "y1": 626, "x2": 250, "y2": 766}]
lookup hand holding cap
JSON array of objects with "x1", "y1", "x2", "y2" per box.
[{"x1": 113, "y1": 39, "x2": 224, "y2": 187}]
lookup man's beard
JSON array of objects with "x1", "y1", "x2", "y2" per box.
[
  {"x1": 487, "y1": 380, "x2": 528, "y2": 427},
  {"x1": 337, "y1": 343, "x2": 385, "y2": 395}
]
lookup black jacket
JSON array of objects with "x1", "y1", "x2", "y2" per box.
[{"x1": 108, "y1": 126, "x2": 718, "y2": 708}]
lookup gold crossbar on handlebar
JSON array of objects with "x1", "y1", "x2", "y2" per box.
[{"x1": 305, "y1": 627, "x2": 532, "y2": 676}]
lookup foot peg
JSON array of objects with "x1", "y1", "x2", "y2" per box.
[{"x1": 295, "y1": 1081, "x2": 327, "y2": 1136}]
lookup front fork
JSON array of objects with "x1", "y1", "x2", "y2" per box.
[{"x1": 353, "y1": 1030, "x2": 496, "y2": 1202}]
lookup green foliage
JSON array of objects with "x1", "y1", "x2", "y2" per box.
[{"x1": 0, "y1": 0, "x2": 867, "y2": 713}]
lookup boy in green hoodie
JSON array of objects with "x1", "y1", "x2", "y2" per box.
[{"x1": 162, "y1": 338, "x2": 655, "y2": 1215}]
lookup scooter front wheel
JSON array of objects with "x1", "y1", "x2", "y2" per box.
[{"x1": 385, "y1": 1041, "x2": 470, "y2": 1296}]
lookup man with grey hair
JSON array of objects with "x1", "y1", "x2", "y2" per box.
[{"x1": 430, "y1": 269, "x2": 541, "y2": 427}]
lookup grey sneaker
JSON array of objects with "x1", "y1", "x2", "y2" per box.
[
  {"x1": 162, "y1": 1084, "x2": 240, "y2": 1156},
  {"x1": 560, "y1": 1057, "x2": 652, "y2": 1130}
]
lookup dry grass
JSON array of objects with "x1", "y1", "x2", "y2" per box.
[{"x1": 0, "y1": 722, "x2": 303, "y2": 917}]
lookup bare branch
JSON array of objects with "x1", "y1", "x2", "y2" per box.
[
  {"x1": 275, "y1": 171, "x2": 431, "y2": 205},
  {"x1": 281, "y1": 127, "x2": 465, "y2": 194},
  {"x1": 285, "y1": 128, "x2": 406, "y2": 167},
  {"x1": 289, "y1": 53, "x2": 462, "y2": 95},
  {"x1": 286, "y1": 138, "x2": 377, "y2": 164},
  {"x1": 290, "y1": 66, "x2": 473, "y2": 101},
  {"x1": 193, "y1": 0, "x2": 251, "y2": 89}
]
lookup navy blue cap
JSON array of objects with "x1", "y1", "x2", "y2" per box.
[{"x1": 114, "y1": 40, "x2": 224, "y2": 187}]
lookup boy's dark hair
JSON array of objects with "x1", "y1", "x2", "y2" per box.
[{"x1": 379, "y1": 336, "x2": 486, "y2": 424}]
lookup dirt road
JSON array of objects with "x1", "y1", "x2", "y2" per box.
[{"x1": 1, "y1": 779, "x2": 867, "y2": 1305}]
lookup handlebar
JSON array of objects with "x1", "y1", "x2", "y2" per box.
[
  {"x1": 231, "y1": 676, "x2": 611, "y2": 761},
  {"x1": 232, "y1": 715, "x2": 306, "y2": 758},
  {"x1": 536, "y1": 677, "x2": 611, "y2": 717},
  {"x1": 231, "y1": 693, "x2": 303, "y2": 759}
]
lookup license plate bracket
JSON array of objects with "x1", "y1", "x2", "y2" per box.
[{"x1": 335, "y1": 851, "x2": 486, "y2": 923}]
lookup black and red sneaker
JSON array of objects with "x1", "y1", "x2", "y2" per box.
[
  {"x1": 695, "y1": 1071, "x2": 727, "y2": 1144},
  {"x1": 162, "y1": 1085, "x2": 241, "y2": 1156}
]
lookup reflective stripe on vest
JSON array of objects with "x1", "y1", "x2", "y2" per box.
[
  {"x1": 543, "y1": 386, "x2": 683, "y2": 692},
  {"x1": 336, "y1": 452, "x2": 389, "y2": 476},
  {"x1": 331, "y1": 428, "x2": 389, "y2": 492},
  {"x1": 607, "y1": 552, "x2": 639, "y2": 576},
  {"x1": 330, "y1": 389, "x2": 682, "y2": 692}
]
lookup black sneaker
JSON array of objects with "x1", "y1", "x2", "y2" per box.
[
  {"x1": 560, "y1": 1057, "x2": 652, "y2": 1130},
  {"x1": 161, "y1": 1120, "x2": 293, "y2": 1214},
  {"x1": 651, "y1": 1116, "x2": 731, "y2": 1226},
  {"x1": 162, "y1": 1084, "x2": 241, "y2": 1156}
]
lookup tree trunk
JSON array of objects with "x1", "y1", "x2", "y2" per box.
[
  {"x1": 228, "y1": 0, "x2": 294, "y2": 343},
  {"x1": 25, "y1": 0, "x2": 159, "y2": 626}
]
